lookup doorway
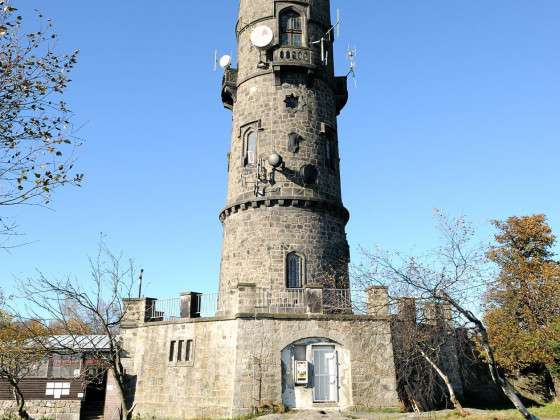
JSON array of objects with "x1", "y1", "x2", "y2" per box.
[{"x1": 312, "y1": 345, "x2": 338, "y2": 403}]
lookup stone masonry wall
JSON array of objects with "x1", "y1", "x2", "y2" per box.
[
  {"x1": 219, "y1": 206, "x2": 349, "y2": 314},
  {"x1": 227, "y1": 73, "x2": 342, "y2": 204},
  {"x1": 121, "y1": 319, "x2": 239, "y2": 420},
  {"x1": 122, "y1": 315, "x2": 400, "y2": 419},
  {"x1": 232, "y1": 316, "x2": 400, "y2": 415},
  {"x1": 0, "y1": 399, "x2": 81, "y2": 420}
]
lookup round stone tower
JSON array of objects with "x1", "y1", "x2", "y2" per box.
[{"x1": 218, "y1": 0, "x2": 350, "y2": 314}]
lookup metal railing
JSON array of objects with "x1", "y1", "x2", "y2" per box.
[
  {"x1": 195, "y1": 292, "x2": 220, "y2": 318},
  {"x1": 146, "y1": 287, "x2": 359, "y2": 321},
  {"x1": 149, "y1": 298, "x2": 181, "y2": 321},
  {"x1": 323, "y1": 288, "x2": 353, "y2": 313}
]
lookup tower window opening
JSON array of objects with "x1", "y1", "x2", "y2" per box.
[
  {"x1": 177, "y1": 340, "x2": 184, "y2": 361},
  {"x1": 280, "y1": 10, "x2": 303, "y2": 47},
  {"x1": 185, "y1": 339, "x2": 193, "y2": 361},
  {"x1": 244, "y1": 131, "x2": 257, "y2": 166},
  {"x1": 325, "y1": 136, "x2": 337, "y2": 171},
  {"x1": 286, "y1": 252, "x2": 303, "y2": 289},
  {"x1": 169, "y1": 341, "x2": 176, "y2": 362}
]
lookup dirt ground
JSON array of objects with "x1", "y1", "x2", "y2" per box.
[
  {"x1": 259, "y1": 410, "x2": 442, "y2": 419},
  {"x1": 259, "y1": 408, "x2": 560, "y2": 420}
]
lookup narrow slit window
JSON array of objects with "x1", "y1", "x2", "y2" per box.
[
  {"x1": 177, "y1": 340, "x2": 184, "y2": 362},
  {"x1": 169, "y1": 341, "x2": 176, "y2": 362},
  {"x1": 185, "y1": 340, "x2": 193, "y2": 362},
  {"x1": 280, "y1": 10, "x2": 303, "y2": 47},
  {"x1": 325, "y1": 135, "x2": 337, "y2": 171},
  {"x1": 287, "y1": 252, "x2": 303, "y2": 289},
  {"x1": 245, "y1": 131, "x2": 257, "y2": 166}
]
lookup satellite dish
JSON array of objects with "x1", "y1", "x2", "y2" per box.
[
  {"x1": 250, "y1": 25, "x2": 274, "y2": 48},
  {"x1": 219, "y1": 54, "x2": 232, "y2": 68}
]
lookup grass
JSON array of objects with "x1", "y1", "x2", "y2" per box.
[
  {"x1": 438, "y1": 402, "x2": 560, "y2": 419},
  {"x1": 350, "y1": 407, "x2": 403, "y2": 414}
]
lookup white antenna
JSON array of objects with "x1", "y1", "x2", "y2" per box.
[
  {"x1": 336, "y1": 9, "x2": 341, "y2": 39},
  {"x1": 214, "y1": 50, "x2": 233, "y2": 71},
  {"x1": 347, "y1": 46, "x2": 357, "y2": 88},
  {"x1": 312, "y1": 9, "x2": 342, "y2": 66}
]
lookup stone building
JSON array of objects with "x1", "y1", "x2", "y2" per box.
[{"x1": 120, "y1": 0, "x2": 400, "y2": 418}]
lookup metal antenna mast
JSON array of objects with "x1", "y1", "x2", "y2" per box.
[
  {"x1": 311, "y1": 8, "x2": 341, "y2": 66},
  {"x1": 138, "y1": 268, "x2": 144, "y2": 298},
  {"x1": 346, "y1": 46, "x2": 357, "y2": 88}
]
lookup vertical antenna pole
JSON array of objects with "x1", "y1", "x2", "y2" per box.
[
  {"x1": 336, "y1": 9, "x2": 341, "y2": 39},
  {"x1": 138, "y1": 268, "x2": 144, "y2": 298}
]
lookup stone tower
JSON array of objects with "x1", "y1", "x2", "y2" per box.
[
  {"x1": 120, "y1": 3, "x2": 401, "y2": 416},
  {"x1": 218, "y1": 0, "x2": 351, "y2": 314}
]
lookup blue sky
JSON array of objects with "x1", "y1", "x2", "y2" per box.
[{"x1": 2, "y1": 1, "x2": 559, "y2": 299}]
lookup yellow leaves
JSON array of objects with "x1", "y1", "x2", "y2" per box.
[{"x1": 485, "y1": 214, "x2": 560, "y2": 372}]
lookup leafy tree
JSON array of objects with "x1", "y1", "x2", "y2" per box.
[
  {"x1": 20, "y1": 242, "x2": 137, "y2": 419},
  {"x1": 0, "y1": 1, "x2": 83, "y2": 241},
  {"x1": 357, "y1": 212, "x2": 539, "y2": 419},
  {"x1": 485, "y1": 215, "x2": 560, "y2": 399},
  {"x1": 0, "y1": 294, "x2": 48, "y2": 419}
]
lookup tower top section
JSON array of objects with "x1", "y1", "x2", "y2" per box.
[
  {"x1": 222, "y1": 0, "x2": 347, "y2": 112},
  {"x1": 237, "y1": 0, "x2": 332, "y2": 33}
]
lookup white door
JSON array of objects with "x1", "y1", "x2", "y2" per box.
[{"x1": 313, "y1": 346, "x2": 338, "y2": 402}]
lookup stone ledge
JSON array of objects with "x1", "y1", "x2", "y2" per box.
[
  {"x1": 123, "y1": 312, "x2": 390, "y2": 329},
  {"x1": 219, "y1": 196, "x2": 349, "y2": 223},
  {"x1": 234, "y1": 312, "x2": 391, "y2": 322}
]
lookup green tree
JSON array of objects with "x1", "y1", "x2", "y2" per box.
[
  {"x1": 485, "y1": 214, "x2": 560, "y2": 400},
  {"x1": 0, "y1": 1, "x2": 83, "y2": 243}
]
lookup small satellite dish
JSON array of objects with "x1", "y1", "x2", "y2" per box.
[
  {"x1": 250, "y1": 25, "x2": 274, "y2": 49},
  {"x1": 219, "y1": 54, "x2": 232, "y2": 68}
]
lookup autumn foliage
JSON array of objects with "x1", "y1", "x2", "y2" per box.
[{"x1": 485, "y1": 215, "x2": 560, "y2": 398}]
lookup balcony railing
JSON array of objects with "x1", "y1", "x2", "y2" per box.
[
  {"x1": 145, "y1": 287, "x2": 362, "y2": 322},
  {"x1": 149, "y1": 298, "x2": 181, "y2": 322},
  {"x1": 272, "y1": 47, "x2": 319, "y2": 67}
]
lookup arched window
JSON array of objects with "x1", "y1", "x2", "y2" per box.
[
  {"x1": 280, "y1": 9, "x2": 303, "y2": 47},
  {"x1": 244, "y1": 130, "x2": 257, "y2": 166},
  {"x1": 286, "y1": 252, "x2": 303, "y2": 289}
]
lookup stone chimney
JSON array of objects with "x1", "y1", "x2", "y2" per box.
[
  {"x1": 366, "y1": 286, "x2": 389, "y2": 317},
  {"x1": 397, "y1": 297, "x2": 417, "y2": 323},
  {"x1": 122, "y1": 298, "x2": 156, "y2": 327},
  {"x1": 423, "y1": 302, "x2": 453, "y2": 326}
]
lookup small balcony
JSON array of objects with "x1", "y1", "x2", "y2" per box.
[
  {"x1": 272, "y1": 47, "x2": 320, "y2": 68},
  {"x1": 221, "y1": 67, "x2": 238, "y2": 111}
]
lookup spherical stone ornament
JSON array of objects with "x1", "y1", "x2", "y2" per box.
[{"x1": 268, "y1": 152, "x2": 283, "y2": 168}]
